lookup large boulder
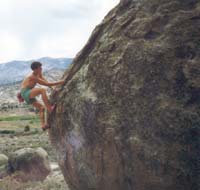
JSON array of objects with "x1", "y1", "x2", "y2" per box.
[
  {"x1": 0, "y1": 154, "x2": 9, "y2": 178},
  {"x1": 49, "y1": 0, "x2": 200, "y2": 190},
  {"x1": 8, "y1": 147, "x2": 51, "y2": 182}
]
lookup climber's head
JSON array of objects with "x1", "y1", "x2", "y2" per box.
[{"x1": 31, "y1": 61, "x2": 42, "y2": 73}]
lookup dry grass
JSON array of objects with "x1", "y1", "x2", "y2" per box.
[{"x1": 0, "y1": 174, "x2": 68, "y2": 190}]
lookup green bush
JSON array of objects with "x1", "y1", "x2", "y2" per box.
[{"x1": 0, "y1": 115, "x2": 39, "y2": 122}]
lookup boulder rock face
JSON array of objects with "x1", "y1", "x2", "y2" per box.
[
  {"x1": 49, "y1": 0, "x2": 200, "y2": 189},
  {"x1": 9, "y1": 148, "x2": 51, "y2": 182}
]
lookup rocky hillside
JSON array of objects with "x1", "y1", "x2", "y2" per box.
[
  {"x1": 0, "y1": 57, "x2": 72, "y2": 85},
  {"x1": 49, "y1": 0, "x2": 200, "y2": 190}
]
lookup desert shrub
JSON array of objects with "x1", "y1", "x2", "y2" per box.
[
  {"x1": 0, "y1": 130, "x2": 15, "y2": 134},
  {"x1": 24, "y1": 125, "x2": 30, "y2": 132}
]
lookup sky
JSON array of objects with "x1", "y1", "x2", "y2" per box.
[{"x1": 0, "y1": 0, "x2": 120, "y2": 64}]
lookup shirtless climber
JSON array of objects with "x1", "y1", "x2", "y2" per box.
[{"x1": 19, "y1": 61, "x2": 64, "y2": 130}]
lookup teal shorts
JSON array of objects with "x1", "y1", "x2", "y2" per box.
[{"x1": 21, "y1": 88, "x2": 36, "y2": 104}]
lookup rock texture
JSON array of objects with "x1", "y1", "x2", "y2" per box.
[
  {"x1": 8, "y1": 148, "x2": 51, "y2": 182},
  {"x1": 0, "y1": 154, "x2": 9, "y2": 178},
  {"x1": 49, "y1": 0, "x2": 200, "y2": 189}
]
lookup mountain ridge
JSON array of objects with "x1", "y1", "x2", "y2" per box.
[{"x1": 0, "y1": 57, "x2": 73, "y2": 85}]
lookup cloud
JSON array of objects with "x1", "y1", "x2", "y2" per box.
[
  {"x1": 0, "y1": 0, "x2": 119, "y2": 63},
  {"x1": 0, "y1": 31, "x2": 24, "y2": 61}
]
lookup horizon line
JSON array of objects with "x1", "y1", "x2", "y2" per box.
[{"x1": 0, "y1": 56, "x2": 74, "y2": 64}]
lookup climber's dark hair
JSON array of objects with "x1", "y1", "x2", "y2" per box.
[{"x1": 31, "y1": 61, "x2": 42, "y2": 70}]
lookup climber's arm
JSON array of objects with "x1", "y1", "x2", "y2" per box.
[
  {"x1": 39, "y1": 74, "x2": 53, "y2": 89},
  {"x1": 35, "y1": 77, "x2": 64, "y2": 87},
  {"x1": 39, "y1": 74, "x2": 48, "y2": 82}
]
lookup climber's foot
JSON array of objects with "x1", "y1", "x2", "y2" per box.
[
  {"x1": 52, "y1": 88, "x2": 59, "y2": 96},
  {"x1": 42, "y1": 124, "x2": 50, "y2": 131},
  {"x1": 48, "y1": 104, "x2": 56, "y2": 113},
  {"x1": 53, "y1": 89, "x2": 59, "y2": 93}
]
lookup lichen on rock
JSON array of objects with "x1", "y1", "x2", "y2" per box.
[{"x1": 49, "y1": 0, "x2": 200, "y2": 190}]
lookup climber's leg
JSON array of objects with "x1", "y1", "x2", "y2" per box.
[
  {"x1": 31, "y1": 101, "x2": 45, "y2": 126},
  {"x1": 29, "y1": 88, "x2": 55, "y2": 113}
]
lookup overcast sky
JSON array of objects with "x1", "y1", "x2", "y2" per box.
[{"x1": 0, "y1": 0, "x2": 119, "y2": 63}]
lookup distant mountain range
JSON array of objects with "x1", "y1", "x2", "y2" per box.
[{"x1": 0, "y1": 57, "x2": 73, "y2": 85}]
